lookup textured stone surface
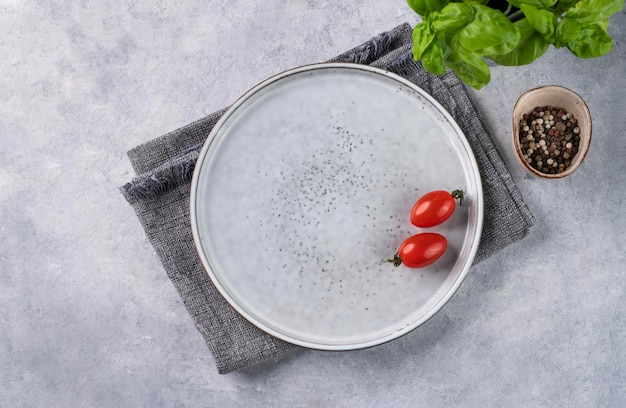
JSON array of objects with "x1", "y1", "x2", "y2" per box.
[{"x1": 1, "y1": 1, "x2": 625, "y2": 407}]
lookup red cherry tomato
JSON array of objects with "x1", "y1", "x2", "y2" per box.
[
  {"x1": 388, "y1": 233, "x2": 448, "y2": 268},
  {"x1": 410, "y1": 189, "x2": 464, "y2": 228}
]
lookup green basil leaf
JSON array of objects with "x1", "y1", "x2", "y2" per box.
[
  {"x1": 566, "y1": 0, "x2": 624, "y2": 24},
  {"x1": 411, "y1": 23, "x2": 436, "y2": 60},
  {"x1": 406, "y1": 0, "x2": 450, "y2": 16},
  {"x1": 457, "y1": 5, "x2": 521, "y2": 55},
  {"x1": 558, "y1": 0, "x2": 579, "y2": 6},
  {"x1": 596, "y1": 18, "x2": 610, "y2": 30},
  {"x1": 556, "y1": 17, "x2": 582, "y2": 45},
  {"x1": 567, "y1": 23, "x2": 615, "y2": 57},
  {"x1": 555, "y1": 0, "x2": 579, "y2": 10},
  {"x1": 422, "y1": 39, "x2": 447, "y2": 75},
  {"x1": 520, "y1": 4, "x2": 557, "y2": 43},
  {"x1": 487, "y1": 18, "x2": 549, "y2": 65},
  {"x1": 444, "y1": 46, "x2": 491, "y2": 89},
  {"x1": 430, "y1": 3, "x2": 475, "y2": 32},
  {"x1": 508, "y1": 0, "x2": 558, "y2": 8}
]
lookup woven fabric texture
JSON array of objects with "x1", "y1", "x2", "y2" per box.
[{"x1": 120, "y1": 23, "x2": 535, "y2": 374}]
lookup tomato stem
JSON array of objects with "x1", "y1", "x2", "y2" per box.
[
  {"x1": 451, "y1": 189, "x2": 465, "y2": 206},
  {"x1": 387, "y1": 253, "x2": 403, "y2": 267}
]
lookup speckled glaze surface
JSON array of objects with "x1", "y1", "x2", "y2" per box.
[{"x1": 191, "y1": 64, "x2": 483, "y2": 349}]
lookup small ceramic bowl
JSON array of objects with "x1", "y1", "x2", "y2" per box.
[{"x1": 512, "y1": 85, "x2": 592, "y2": 179}]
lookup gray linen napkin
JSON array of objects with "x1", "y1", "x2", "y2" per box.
[{"x1": 120, "y1": 23, "x2": 535, "y2": 374}]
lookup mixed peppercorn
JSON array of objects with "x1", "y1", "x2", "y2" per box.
[{"x1": 518, "y1": 105, "x2": 581, "y2": 175}]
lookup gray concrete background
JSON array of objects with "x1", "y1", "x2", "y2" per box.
[{"x1": 2, "y1": 1, "x2": 625, "y2": 407}]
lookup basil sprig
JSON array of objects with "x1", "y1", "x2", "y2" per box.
[{"x1": 408, "y1": 0, "x2": 624, "y2": 89}]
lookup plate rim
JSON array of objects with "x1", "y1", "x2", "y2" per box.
[{"x1": 190, "y1": 62, "x2": 484, "y2": 351}]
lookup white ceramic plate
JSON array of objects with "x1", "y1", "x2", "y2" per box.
[{"x1": 191, "y1": 63, "x2": 483, "y2": 350}]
